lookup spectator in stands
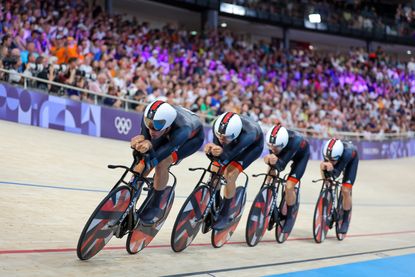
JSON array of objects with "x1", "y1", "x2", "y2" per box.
[{"x1": 0, "y1": 0, "x2": 412, "y2": 139}]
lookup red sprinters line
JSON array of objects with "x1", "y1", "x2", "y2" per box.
[{"x1": 1, "y1": 230, "x2": 415, "y2": 255}]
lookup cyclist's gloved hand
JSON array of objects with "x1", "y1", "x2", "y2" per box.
[
  {"x1": 323, "y1": 170, "x2": 333, "y2": 179},
  {"x1": 130, "y1": 135, "x2": 145, "y2": 149},
  {"x1": 264, "y1": 153, "x2": 278, "y2": 166},
  {"x1": 211, "y1": 145, "x2": 223, "y2": 157},
  {"x1": 138, "y1": 140, "x2": 152, "y2": 153},
  {"x1": 204, "y1": 143, "x2": 215, "y2": 155}
]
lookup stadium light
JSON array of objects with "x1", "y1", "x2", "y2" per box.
[
  {"x1": 309, "y1": 45, "x2": 314, "y2": 50},
  {"x1": 190, "y1": 31, "x2": 197, "y2": 36},
  {"x1": 220, "y1": 3, "x2": 246, "y2": 16},
  {"x1": 407, "y1": 50, "x2": 412, "y2": 55},
  {"x1": 221, "y1": 22, "x2": 227, "y2": 28},
  {"x1": 309, "y1": 13, "x2": 321, "y2": 24}
]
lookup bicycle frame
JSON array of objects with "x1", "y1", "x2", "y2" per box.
[
  {"x1": 313, "y1": 175, "x2": 342, "y2": 225},
  {"x1": 189, "y1": 159, "x2": 249, "y2": 224},
  {"x1": 252, "y1": 169, "x2": 286, "y2": 219},
  {"x1": 106, "y1": 151, "x2": 176, "y2": 232}
]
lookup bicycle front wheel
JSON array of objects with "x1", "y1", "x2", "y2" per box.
[
  {"x1": 245, "y1": 186, "x2": 273, "y2": 247},
  {"x1": 170, "y1": 185, "x2": 211, "y2": 252},
  {"x1": 77, "y1": 186, "x2": 131, "y2": 260},
  {"x1": 312, "y1": 189, "x2": 333, "y2": 243}
]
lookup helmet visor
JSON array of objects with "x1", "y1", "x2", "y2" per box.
[
  {"x1": 324, "y1": 155, "x2": 339, "y2": 162},
  {"x1": 216, "y1": 133, "x2": 235, "y2": 144},
  {"x1": 268, "y1": 144, "x2": 282, "y2": 154},
  {"x1": 144, "y1": 117, "x2": 166, "y2": 131}
]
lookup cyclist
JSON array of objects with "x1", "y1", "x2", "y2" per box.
[
  {"x1": 130, "y1": 100, "x2": 204, "y2": 225},
  {"x1": 263, "y1": 124, "x2": 310, "y2": 233},
  {"x1": 204, "y1": 112, "x2": 264, "y2": 230},
  {"x1": 320, "y1": 138, "x2": 359, "y2": 233}
]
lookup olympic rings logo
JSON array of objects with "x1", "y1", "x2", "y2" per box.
[{"x1": 114, "y1": 116, "x2": 132, "y2": 135}]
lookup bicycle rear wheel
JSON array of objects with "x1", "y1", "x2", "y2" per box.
[
  {"x1": 212, "y1": 186, "x2": 246, "y2": 248},
  {"x1": 126, "y1": 186, "x2": 175, "y2": 254},
  {"x1": 77, "y1": 186, "x2": 131, "y2": 260},
  {"x1": 171, "y1": 185, "x2": 211, "y2": 252},
  {"x1": 312, "y1": 189, "x2": 333, "y2": 243},
  {"x1": 335, "y1": 192, "x2": 352, "y2": 240},
  {"x1": 245, "y1": 186, "x2": 273, "y2": 247},
  {"x1": 276, "y1": 186, "x2": 300, "y2": 243}
]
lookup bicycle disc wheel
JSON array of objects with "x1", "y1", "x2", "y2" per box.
[
  {"x1": 276, "y1": 186, "x2": 300, "y2": 243},
  {"x1": 77, "y1": 186, "x2": 131, "y2": 260},
  {"x1": 171, "y1": 185, "x2": 211, "y2": 252},
  {"x1": 126, "y1": 186, "x2": 175, "y2": 254},
  {"x1": 245, "y1": 186, "x2": 273, "y2": 247},
  {"x1": 212, "y1": 187, "x2": 246, "y2": 248},
  {"x1": 312, "y1": 189, "x2": 333, "y2": 243},
  {"x1": 336, "y1": 192, "x2": 352, "y2": 240}
]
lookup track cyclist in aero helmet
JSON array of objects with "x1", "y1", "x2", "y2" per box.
[
  {"x1": 204, "y1": 112, "x2": 264, "y2": 230},
  {"x1": 264, "y1": 124, "x2": 310, "y2": 233},
  {"x1": 131, "y1": 100, "x2": 204, "y2": 225},
  {"x1": 320, "y1": 138, "x2": 359, "y2": 234}
]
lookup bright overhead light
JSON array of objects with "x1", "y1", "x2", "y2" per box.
[
  {"x1": 220, "y1": 3, "x2": 246, "y2": 16},
  {"x1": 309, "y1": 13, "x2": 321, "y2": 24},
  {"x1": 309, "y1": 45, "x2": 314, "y2": 50},
  {"x1": 407, "y1": 50, "x2": 412, "y2": 55},
  {"x1": 221, "y1": 22, "x2": 227, "y2": 28},
  {"x1": 190, "y1": 31, "x2": 197, "y2": 36}
]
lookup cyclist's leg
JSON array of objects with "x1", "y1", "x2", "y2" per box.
[
  {"x1": 214, "y1": 141, "x2": 263, "y2": 229},
  {"x1": 154, "y1": 129, "x2": 204, "y2": 190},
  {"x1": 212, "y1": 163, "x2": 242, "y2": 230},
  {"x1": 140, "y1": 132, "x2": 203, "y2": 223},
  {"x1": 170, "y1": 128, "x2": 205, "y2": 166},
  {"x1": 223, "y1": 140, "x2": 264, "y2": 197},
  {"x1": 223, "y1": 162, "x2": 241, "y2": 198},
  {"x1": 339, "y1": 153, "x2": 359, "y2": 233},
  {"x1": 286, "y1": 143, "x2": 310, "y2": 206},
  {"x1": 341, "y1": 153, "x2": 359, "y2": 211},
  {"x1": 283, "y1": 143, "x2": 310, "y2": 232}
]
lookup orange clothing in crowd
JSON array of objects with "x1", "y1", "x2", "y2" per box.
[
  {"x1": 67, "y1": 44, "x2": 79, "y2": 60},
  {"x1": 51, "y1": 46, "x2": 67, "y2": 64},
  {"x1": 378, "y1": 98, "x2": 384, "y2": 110}
]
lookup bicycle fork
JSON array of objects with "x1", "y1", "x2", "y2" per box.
[
  {"x1": 113, "y1": 182, "x2": 143, "y2": 238},
  {"x1": 326, "y1": 187, "x2": 337, "y2": 229}
]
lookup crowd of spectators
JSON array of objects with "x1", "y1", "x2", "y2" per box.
[
  {"x1": 0, "y1": 0, "x2": 414, "y2": 139},
  {"x1": 224, "y1": 0, "x2": 415, "y2": 37}
]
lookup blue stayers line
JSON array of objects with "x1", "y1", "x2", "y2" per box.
[
  {"x1": 1, "y1": 181, "x2": 415, "y2": 207},
  {"x1": 265, "y1": 253, "x2": 415, "y2": 277},
  {"x1": 0, "y1": 180, "x2": 191, "y2": 198},
  {"x1": 0, "y1": 181, "x2": 109, "y2": 193}
]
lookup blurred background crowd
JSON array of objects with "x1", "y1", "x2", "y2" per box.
[{"x1": 0, "y1": 0, "x2": 414, "y2": 139}]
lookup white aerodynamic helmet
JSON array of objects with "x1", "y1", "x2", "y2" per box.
[
  {"x1": 322, "y1": 138, "x2": 344, "y2": 161},
  {"x1": 266, "y1": 125, "x2": 289, "y2": 150},
  {"x1": 143, "y1": 100, "x2": 177, "y2": 131},
  {"x1": 213, "y1": 112, "x2": 242, "y2": 142}
]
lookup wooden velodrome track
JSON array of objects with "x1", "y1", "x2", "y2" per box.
[{"x1": 1, "y1": 119, "x2": 415, "y2": 276}]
